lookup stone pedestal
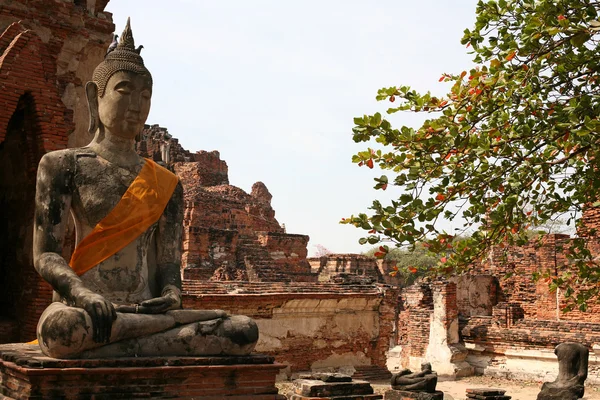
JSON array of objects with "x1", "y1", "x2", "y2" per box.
[
  {"x1": 290, "y1": 377, "x2": 382, "y2": 399},
  {"x1": 384, "y1": 390, "x2": 443, "y2": 400},
  {"x1": 0, "y1": 344, "x2": 286, "y2": 399}
]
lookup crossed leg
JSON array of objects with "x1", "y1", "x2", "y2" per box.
[{"x1": 37, "y1": 302, "x2": 258, "y2": 359}]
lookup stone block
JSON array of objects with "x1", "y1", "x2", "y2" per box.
[
  {"x1": 294, "y1": 379, "x2": 375, "y2": 397},
  {"x1": 0, "y1": 344, "x2": 286, "y2": 399},
  {"x1": 384, "y1": 390, "x2": 444, "y2": 400},
  {"x1": 466, "y1": 388, "x2": 510, "y2": 399},
  {"x1": 289, "y1": 395, "x2": 382, "y2": 400}
]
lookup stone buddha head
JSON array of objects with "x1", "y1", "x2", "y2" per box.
[{"x1": 86, "y1": 18, "x2": 152, "y2": 140}]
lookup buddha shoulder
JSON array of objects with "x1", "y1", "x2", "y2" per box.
[{"x1": 37, "y1": 148, "x2": 97, "y2": 188}]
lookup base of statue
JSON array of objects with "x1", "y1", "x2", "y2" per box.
[
  {"x1": 536, "y1": 382, "x2": 584, "y2": 400},
  {"x1": 289, "y1": 377, "x2": 382, "y2": 399},
  {"x1": 384, "y1": 390, "x2": 444, "y2": 400},
  {"x1": 0, "y1": 344, "x2": 286, "y2": 399}
]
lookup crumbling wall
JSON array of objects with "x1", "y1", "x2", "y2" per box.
[
  {"x1": 447, "y1": 220, "x2": 600, "y2": 381},
  {"x1": 182, "y1": 281, "x2": 399, "y2": 374},
  {"x1": 173, "y1": 149, "x2": 314, "y2": 282},
  {"x1": 393, "y1": 284, "x2": 433, "y2": 368},
  {"x1": 137, "y1": 124, "x2": 194, "y2": 164},
  {"x1": 307, "y1": 254, "x2": 384, "y2": 283}
]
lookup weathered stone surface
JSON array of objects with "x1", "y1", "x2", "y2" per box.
[
  {"x1": 308, "y1": 254, "x2": 384, "y2": 283},
  {"x1": 466, "y1": 388, "x2": 510, "y2": 400},
  {"x1": 466, "y1": 388, "x2": 506, "y2": 395},
  {"x1": 424, "y1": 282, "x2": 473, "y2": 377},
  {"x1": 183, "y1": 281, "x2": 398, "y2": 373},
  {"x1": 390, "y1": 362, "x2": 437, "y2": 393},
  {"x1": 536, "y1": 387, "x2": 583, "y2": 400},
  {"x1": 384, "y1": 390, "x2": 444, "y2": 400},
  {"x1": 298, "y1": 372, "x2": 353, "y2": 382},
  {"x1": 0, "y1": 344, "x2": 285, "y2": 399},
  {"x1": 290, "y1": 395, "x2": 382, "y2": 400},
  {"x1": 537, "y1": 342, "x2": 588, "y2": 400},
  {"x1": 293, "y1": 377, "x2": 375, "y2": 397},
  {"x1": 168, "y1": 148, "x2": 316, "y2": 283}
]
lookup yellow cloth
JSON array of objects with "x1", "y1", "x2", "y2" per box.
[{"x1": 69, "y1": 158, "x2": 179, "y2": 276}]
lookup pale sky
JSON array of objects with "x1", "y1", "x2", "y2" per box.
[{"x1": 105, "y1": 1, "x2": 480, "y2": 256}]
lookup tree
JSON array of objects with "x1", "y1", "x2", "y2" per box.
[
  {"x1": 342, "y1": 0, "x2": 600, "y2": 309},
  {"x1": 364, "y1": 245, "x2": 437, "y2": 286},
  {"x1": 313, "y1": 244, "x2": 333, "y2": 258}
]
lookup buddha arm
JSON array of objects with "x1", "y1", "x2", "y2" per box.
[
  {"x1": 33, "y1": 152, "x2": 82, "y2": 301},
  {"x1": 155, "y1": 180, "x2": 184, "y2": 301}
]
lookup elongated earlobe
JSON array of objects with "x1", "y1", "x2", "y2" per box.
[{"x1": 85, "y1": 82, "x2": 100, "y2": 134}]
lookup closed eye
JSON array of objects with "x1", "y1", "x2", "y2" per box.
[{"x1": 114, "y1": 80, "x2": 133, "y2": 94}]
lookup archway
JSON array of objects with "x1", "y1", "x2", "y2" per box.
[{"x1": 0, "y1": 93, "x2": 42, "y2": 342}]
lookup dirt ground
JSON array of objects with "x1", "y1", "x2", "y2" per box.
[{"x1": 277, "y1": 375, "x2": 600, "y2": 399}]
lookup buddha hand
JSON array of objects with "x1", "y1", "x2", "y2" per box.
[
  {"x1": 137, "y1": 285, "x2": 181, "y2": 314},
  {"x1": 73, "y1": 287, "x2": 117, "y2": 343}
]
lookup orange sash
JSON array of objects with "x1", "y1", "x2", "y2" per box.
[{"x1": 69, "y1": 158, "x2": 179, "y2": 276}]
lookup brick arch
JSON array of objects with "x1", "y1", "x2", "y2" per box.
[
  {"x1": 0, "y1": 22, "x2": 72, "y2": 342},
  {"x1": 0, "y1": 21, "x2": 72, "y2": 151}
]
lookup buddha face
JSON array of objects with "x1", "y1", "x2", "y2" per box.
[{"x1": 97, "y1": 70, "x2": 152, "y2": 140}]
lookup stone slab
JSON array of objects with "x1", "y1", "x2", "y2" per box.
[
  {"x1": 384, "y1": 390, "x2": 444, "y2": 400},
  {"x1": 294, "y1": 379, "x2": 375, "y2": 397},
  {"x1": 466, "y1": 388, "x2": 506, "y2": 395},
  {"x1": 298, "y1": 372, "x2": 353, "y2": 382},
  {"x1": 466, "y1": 387, "x2": 510, "y2": 400},
  {"x1": 289, "y1": 395, "x2": 382, "y2": 400},
  {"x1": 466, "y1": 396, "x2": 511, "y2": 400},
  {"x1": 0, "y1": 344, "x2": 286, "y2": 399}
]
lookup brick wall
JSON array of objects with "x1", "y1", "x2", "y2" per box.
[
  {"x1": 182, "y1": 281, "x2": 399, "y2": 372},
  {"x1": 308, "y1": 254, "x2": 384, "y2": 283},
  {"x1": 396, "y1": 283, "x2": 434, "y2": 366},
  {"x1": 170, "y1": 148, "x2": 314, "y2": 282}
]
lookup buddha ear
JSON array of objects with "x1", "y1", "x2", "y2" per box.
[{"x1": 85, "y1": 81, "x2": 100, "y2": 134}]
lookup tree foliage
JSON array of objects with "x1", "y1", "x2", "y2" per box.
[
  {"x1": 314, "y1": 244, "x2": 333, "y2": 258},
  {"x1": 364, "y1": 245, "x2": 437, "y2": 286},
  {"x1": 342, "y1": 0, "x2": 600, "y2": 308}
]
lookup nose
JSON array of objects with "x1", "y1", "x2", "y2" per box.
[{"x1": 129, "y1": 91, "x2": 142, "y2": 113}]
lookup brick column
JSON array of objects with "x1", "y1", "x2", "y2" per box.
[{"x1": 424, "y1": 281, "x2": 473, "y2": 377}]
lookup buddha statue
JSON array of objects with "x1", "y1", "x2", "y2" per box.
[{"x1": 32, "y1": 18, "x2": 258, "y2": 359}]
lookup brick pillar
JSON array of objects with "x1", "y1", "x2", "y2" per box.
[{"x1": 424, "y1": 281, "x2": 473, "y2": 377}]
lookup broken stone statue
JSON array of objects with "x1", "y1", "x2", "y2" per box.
[
  {"x1": 391, "y1": 362, "x2": 438, "y2": 392},
  {"x1": 537, "y1": 342, "x2": 589, "y2": 400},
  {"x1": 385, "y1": 362, "x2": 443, "y2": 400},
  {"x1": 32, "y1": 18, "x2": 258, "y2": 359}
]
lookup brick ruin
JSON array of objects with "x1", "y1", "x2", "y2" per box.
[
  {"x1": 307, "y1": 254, "x2": 396, "y2": 284},
  {"x1": 138, "y1": 124, "x2": 314, "y2": 283},
  {"x1": 392, "y1": 222, "x2": 600, "y2": 383}
]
